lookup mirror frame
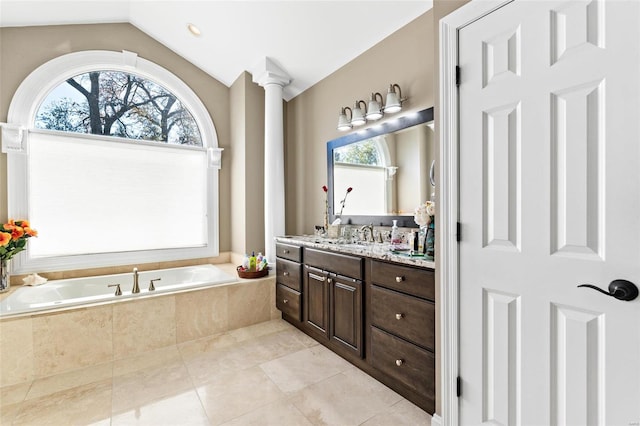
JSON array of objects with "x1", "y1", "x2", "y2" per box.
[{"x1": 327, "y1": 107, "x2": 434, "y2": 227}]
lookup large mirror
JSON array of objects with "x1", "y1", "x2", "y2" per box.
[{"x1": 327, "y1": 107, "x2": 434, "y2": 227}]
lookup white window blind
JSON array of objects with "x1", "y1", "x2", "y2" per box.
[{"x1": 28, "y1": 132, "x2": 208, "y2": 258}]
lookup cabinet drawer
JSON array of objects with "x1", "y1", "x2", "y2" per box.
[
  {"x1": 371, "y1": 261, "x2": 434, "y2": 300},
  {"x1": 276, "y1": 258, "x2": 301, "y2": 291},
  {"x1": 305, "y1": 248, "x2": 362, "y2": 280},
  {"x1": 276, "y1": 242, "x2": 302, "y2": 262},
  {"x1": 371, "y1": 285, "x2": 435, "y2": 350},
  {"x1": 370, "y1": 326, "x2": 435, "y2": 404},
  {"x1": 276, "y1": 283, "x2": 301, "y2": 321}
]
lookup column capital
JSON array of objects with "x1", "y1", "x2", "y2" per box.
[{"x1": 251, "y1": 57, "x2": 291, "y2": 88}]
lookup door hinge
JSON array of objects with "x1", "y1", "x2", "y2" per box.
[
  {"x1": 456, "y1": 222, "x2": 461, "y2": 242},
  {"x1": 456, "y1": 66, "x2": 461, "y2": 87},
  {"x1": 457, "y1": 376, "x2": 462, "y2": 397}
]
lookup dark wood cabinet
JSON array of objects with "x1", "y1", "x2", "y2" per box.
[
  {"x1": 330, "y1": 274, "x2": 363, "y2": 358},
  {"x1": 303, "y1": 266, "x2": 330, "y2": 338},
  {"x1": 275, "y1": 239, "x2": 435, "y2": 414},
  {"x1": 303, "y1": 250, "x2": 364, "y2": 358},
  {"x1": 275, "y1": 243, "x2": 303, "y2": 323},
  {"x1": 370, "y1": 284, "x2": 435, "y2": 351},
  {"x1": 367, "y1": 260, "x2": 436, "y2": 413},
  {"x1": 275, "y1": 258, "x2": 302, "y2": 291},
  {"x1": 275, "y1": 242, "x2": 302, "y2": 262},
  {"x1": 276, "y1": 283, "x2": 302, "y2": 321},
  {"x1": 370, "y1": 327, "x2": 435, "y2": 401}
]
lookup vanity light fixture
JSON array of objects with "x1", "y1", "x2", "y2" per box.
[
  {"x1": 187, "y1": 23, "x2": 202, "y2": 37},
  {"x1": 336, "y1": 84, "x2": 406, "y2": 132},
  {"x1": 337, "y1": 107, "x2": 353, "y2": 131},
  {"x1": 365, "y1": 92, "x2": 384, "y2": 121},
  {"x1": 383, "y1": 83, "x2": 404, "y2": 114},
  {"x1": 350, "y1": 100, "x2": 367, "y2": 126}
]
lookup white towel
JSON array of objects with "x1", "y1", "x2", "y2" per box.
[{"x1": 22, "y1": 273, "x2": 48, "y2": 286}]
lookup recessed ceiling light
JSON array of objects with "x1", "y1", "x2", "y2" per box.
[{"x1": 187, "y1": 23, "x2": 201, "y2": 37}]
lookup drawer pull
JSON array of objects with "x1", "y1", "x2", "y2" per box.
[
  {"x1": 395, "y1": 313, "x2": 404, "y2": 320},
  {"x1": 395, "y1": 359, "x2": 404, "y2": 367},
  {"x1": 283, "y1": 249, "x2": 290, "y2": 254},
  {"x1": 283, "y1": 271, "x2": 290, "y2": 276},
  {"x1": 283, "y1": 299, "x2": 289, "y2": 304},
  {"x1": 395, "y1": 276, "x2": 405, "y2": 283},
  {"x1": 309, "y1": 273, "x2": 326, "y2": 282}
]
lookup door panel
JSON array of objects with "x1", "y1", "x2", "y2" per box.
[
  {"x1": 459, "y1": 1, "x2": 640, "y2": 425},
  {"x1": 482, "y1": 289, "x2": 520, "y2": 426},
  {"x1": 329, "y1": 276, "x2": 362, "y2": 357},
  {"x1": 550, "y1": 80, "x2": 604, "y2": 258},
  {"x1": 550, "y1": 303, "x2": 604, "y2": 425},
  {"x1": 303, "y1": 266, "x2": 329, "y2": 338}
]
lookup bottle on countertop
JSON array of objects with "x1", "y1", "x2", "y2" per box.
[
  {"x1": 242, "y1": 254, "x2": 250, "y2": 270},
  {"x1": 249, "y1": 251, "x2": 257, "y2": 271},
  {"x1": 411, "y1": 230, "x2": 418, "y2": 251},
  {"x1": 390, "y1": 220, "x2": 402, "y2": 245}
]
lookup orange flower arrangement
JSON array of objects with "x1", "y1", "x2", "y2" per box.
[{"x1": 0, "y1": 219, "x2": 38, "y2": 261}]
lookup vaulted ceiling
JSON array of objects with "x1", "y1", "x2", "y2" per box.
[{"x1": 0, "y1": 1, "x2": 432, "y2": 100}]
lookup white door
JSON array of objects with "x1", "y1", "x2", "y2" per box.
[{"x1": 458, "y1": 0, "x2": 640, "y2": 425}]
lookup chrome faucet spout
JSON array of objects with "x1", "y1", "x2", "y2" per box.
[
  {"x1": 132, "y1": 267, "x2": 140, "y2": 294},
  {"x1": 359, "y1": 224, "x2": 374, "y2": 242}
]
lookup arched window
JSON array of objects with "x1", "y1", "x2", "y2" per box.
[
  {"x1": 3, "y1": 50, "x2": 222, "y2": 273},
  {"x1": 35, "y1": 70, "x2": 202, "y2": 145}
]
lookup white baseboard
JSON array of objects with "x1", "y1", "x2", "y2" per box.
[{"x1": 431, "y1": 413, "x2": 443, "y2": 426}]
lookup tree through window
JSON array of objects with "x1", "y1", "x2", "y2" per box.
[
  {"x1": 333, "y1": 139, "x2": 381, "y2": 165},
  {"x1": 36, "y1": 71, "x2": 202, "y2": 146}
]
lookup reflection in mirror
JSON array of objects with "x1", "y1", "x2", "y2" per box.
[{"x1": 327, "y1": 108, "x2": 434, "y2": 227}]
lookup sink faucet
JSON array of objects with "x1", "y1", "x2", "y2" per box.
[
  {"x1": 360, "y1": 224, "x2": 374, "y2": 242},
  {"x1": 132, "y1": 267, "x2": 140, "y2": 294}
]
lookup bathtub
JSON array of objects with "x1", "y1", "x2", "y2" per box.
[{"x1": 0, "y1": 264, "x2": 236, "y2": 317}]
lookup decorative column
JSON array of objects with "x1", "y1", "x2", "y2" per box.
[{"x1": 252, "y1": 58, "x2": 291, "y2": 262}]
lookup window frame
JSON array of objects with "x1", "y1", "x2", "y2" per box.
[{"x1": 6, "y1": 50, "x2": 221, "y2": 274}]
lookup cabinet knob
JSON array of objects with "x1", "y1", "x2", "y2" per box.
[
  {"x1": 283, "y1": 271, "x2": 290, "y2": 276},
  {"x1": 328, "y1": 278, "x2": 332, "y2": 283},
  {"x1": 283, "y1": 249, "x2": 290, "y2": 254},
  {"x1": 395, "y1": 359, "x2": 404, "y2": 367},
  {"x1": 283, "y1": 299, "x2": 289, "y2": 304},
  {"x1": 395, "y1": 276, "x2": 405, "y2": 283},
  {"x1": 395, "y1": 313, "x2": 404, "y2": 320}
]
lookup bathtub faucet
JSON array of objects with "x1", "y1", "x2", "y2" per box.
[{"x1": 132, "y1": 267, "x2": 140, "y2": 294}]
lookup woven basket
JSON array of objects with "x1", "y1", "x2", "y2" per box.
[{"x1": 236, "y1": 266, "x2": 269, "y2": 279}]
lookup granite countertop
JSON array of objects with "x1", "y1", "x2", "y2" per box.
[{"x1": 276, "y1": 235, "x2": 435, "y2": 269}]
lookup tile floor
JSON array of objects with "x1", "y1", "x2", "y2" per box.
[{"x1": 0, "y1": 319, "x2": 432, "y2": 426}]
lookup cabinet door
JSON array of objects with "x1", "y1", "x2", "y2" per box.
[
  {"x1": 330, "y1": 275, "x2": 363, "y2": 358},
  {"x1": 303, "y1": 266, "x2": 329, "y2": 339}
]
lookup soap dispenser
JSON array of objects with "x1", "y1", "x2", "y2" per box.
[{"x1": 391, "y1": 220, "x2": 402, "y2": 245}]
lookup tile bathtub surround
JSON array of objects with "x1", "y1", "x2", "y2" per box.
[
  {"x1": 0, "y1": 317, "x2": 34, "y2": 386},
  {"x1": 1, "y1": 319, "x2": 432, "y2": 426},
  {"x1": 33, "y1": 306, "x2": 113, "y2": 377},
  {"x1": 0, "y1": 265, "x2": 278, "y2": 388}
]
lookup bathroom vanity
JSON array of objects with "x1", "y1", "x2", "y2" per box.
[{"x1": 275, "y1": 236, "x2": 435, "y2": 414}]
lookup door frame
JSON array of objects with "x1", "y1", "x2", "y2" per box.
[{"x1": 438, "y1": 1, "x2": 514, "y2": 425}]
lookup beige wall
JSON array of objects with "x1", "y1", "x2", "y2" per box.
[
  {"x1": 285, "y1": 10, "x2": 435, "y2": 235},
  {"x1": 0, "y1": 23, "x2": 232, "y2": 252},
  {"x1": 230, "y1": 71, "x2": 266, "y2": 256}
]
